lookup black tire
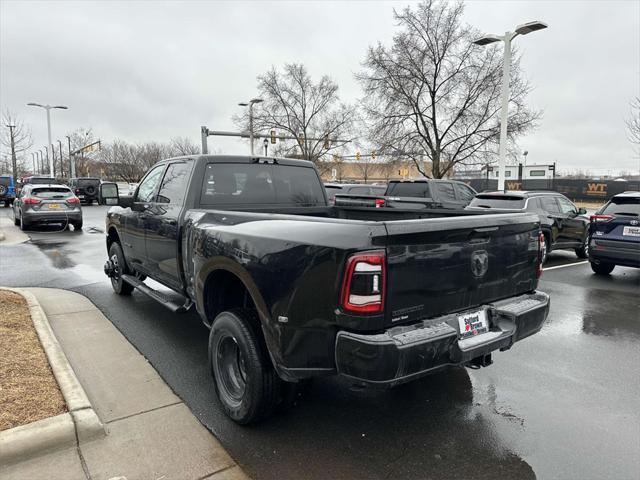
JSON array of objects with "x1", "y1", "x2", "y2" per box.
[
  {"x1": 541, "y1": 234, "x2": 550, "y2": 264},
  {"x1": 3, "y1": 200, "x2": 9, "y2": 208},
  {"x1": 575, "y1": 237, "x2": 589, "y2": 259},
  {"x1": 20, "y1": 217, "x2": 30, "y2": 231},
  {"x1": 108, "y1": 242, "x2": 134, "y2": 295},
  {"x1": 209, "y1": 309, "x2": 285, "y2": 424},
  {"x1": 73, "y1": 220, "x2": 83, "y2": 231},
  {"x1": 13, "y1": 215, "x2": 19, "y2": 226},
  {"x1": 590, "y1": 261, "x2": 614, "y2": 275}
]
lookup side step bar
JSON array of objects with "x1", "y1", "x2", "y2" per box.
[{"x1": 121, "y1": 274, "x2": 193, "y2": 313}]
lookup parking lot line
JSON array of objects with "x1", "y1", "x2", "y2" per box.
[{"x1": 543, "y1": 261, "x2": 588, "y2": 271}]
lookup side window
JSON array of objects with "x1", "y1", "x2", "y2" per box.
[
  {"x1": 157, "y1": 162, "x2": 191, "y2": 205},
  {"x1": 540, "y1": 196, "x2": 560, "y2": 213},
  {"x1": 454, "y1": 183, "x2": 475, "y2": 202},
  {"x1": 434, "y1": 182, "x2": 456, "y2": 202},
  {"x1": 557, "y1": 196, "x2": 577, "y2": 215},
  {"x1": 527, "y1": 197, "x2": 542, "y2": 211},
  {"x1": 135, "y1": 165, "x2": 165, "y2": 203}
]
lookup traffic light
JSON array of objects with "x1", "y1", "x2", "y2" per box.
[
  {"x1": 355, "y1": 151, "x2": 361, "y2": 161},
  {"x1": 270, "y1": 130, "x2": 276, "y2": 144},
  {"x1": 371, "y1": 150, "x2": 377, "y2": 160}
]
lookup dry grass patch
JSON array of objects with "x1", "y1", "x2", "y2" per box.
[{"x1": 0, "y1": 290, "x2": 66, "y2": 431}]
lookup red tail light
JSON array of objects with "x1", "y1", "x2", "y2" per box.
[
  {"x1": 590, "y1": 214, "x2": 613, "y2": 222},
  {"x1": 66, "y1": 196, "x2": 80, "y2": 204},
  {"x1": 374, "y1": 198, "x2": 386, "y2": 208},
  {"x1": 537, "y1": 232, "x2": 545, "y2": 278},
  {"x1": 341, "y1": 250, "x2": 386, "y2": 314},
  {"x1": 23, "y1": 197, "x2": 41, "y2": 205}
]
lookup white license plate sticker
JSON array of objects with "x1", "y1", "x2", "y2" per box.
[
  {"x1": 458, "y1": 310, "x2": 489, "y2": 339},
  {"x1": 623, "y1": 226, "x2": 640, "y2": 236},
  {"x1": 78, "y1": 195, "x2": 85, "y2": 198}
]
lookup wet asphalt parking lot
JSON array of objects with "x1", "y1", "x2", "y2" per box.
[{"x1": 1, "y1": 205, "x2": 639, "y2": 480}]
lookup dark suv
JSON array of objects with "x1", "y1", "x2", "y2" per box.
[
  {"x1": 467, "y1": 191, "x2": 590, "y2": 262},
  {"x1": 588, "y1": 191, "x2": 640, "y2": 275},
  {"x1": 69, "y1": 177, "x2": 101, "y2": 205},
  {"x1": 0, "y1": 175, "x2": 16, "y2": 207}
]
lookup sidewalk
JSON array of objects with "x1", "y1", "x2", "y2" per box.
[{"x1": 0, "y1": 288, "x2": 247, "y2": 480}]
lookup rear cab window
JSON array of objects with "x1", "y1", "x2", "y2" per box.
[
  {"x1": 386, "y1": 182, "x2": 431, "y2": 198},
  {"x1": 200, "y1": 163, "x2": 326, "y2": 207},
  {"x1": 468, "y1": 195, "x2": 525, "y2": 209}
]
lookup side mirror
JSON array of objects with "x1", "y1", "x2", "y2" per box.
[
  {"x1": 578, "y1": 207, "x2": 587, "y2": 215},
  {"x1": 99, "y1": 183, "x2": 119, "y2": 205}
]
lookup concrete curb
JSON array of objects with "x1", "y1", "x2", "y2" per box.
[{"x1": 0, "y1": 288, "x2": 105, "y2": 466}]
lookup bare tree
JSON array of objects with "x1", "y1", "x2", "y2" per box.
[
  {"x1": 169, "y1": 136, "x2": 200, "y2": 156},
  {"x1": 626, "y1": 97, "x2": 640, "y2": 150},
  {"x1": 235, "y1": 63, "x2": 356, "y2": 164},
  {"x1": 358, "y1": 0, "x2": 540, "y2": 178},
  {"x1": 2, "y1": 110, "x2": 33, "y2": 178}
]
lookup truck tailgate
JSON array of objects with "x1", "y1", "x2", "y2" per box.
[{"x1": 383, "y1": 213, "x2": 540, "y2": 326}]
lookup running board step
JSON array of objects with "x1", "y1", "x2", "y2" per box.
[{"x1": 121, "y1": 274, "x2": 193, "y2": 313}]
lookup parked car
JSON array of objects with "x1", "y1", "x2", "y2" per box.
[
  {"x1": 101, "y1": 155, "x2": 549, "y2": 424},
  {"x1": 467, "y1": 191, "x2": 590, "y2": 262},
  {"x1": 0, "y1": 174, "x2": 16, "y2": 207},
  {"x1": 324, "y1": 183, "x2": 386, "y2": 205},
  {"x1": 21, "y1": 175, "x2": 56, "y2": 186},
  {"x1": 588, "y1": 191, "x2": 640, "y2": 275},
  {"x1": 69, "y1": 177, "x2": 101, "y2": 204},
  {"x1": 13, "y1": 184, "x2": 82, "y2": 231},
  {"x1": 333, "y1": 179, "x2": 477, "y2": 209}
]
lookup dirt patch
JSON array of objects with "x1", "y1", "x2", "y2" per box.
[{"x1": 0, "y1": 290, "x2": 66, "y2": 431}]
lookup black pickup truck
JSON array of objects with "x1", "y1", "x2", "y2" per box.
[
  {"x1": 334, "y1": 179, "x2": 477, "y2": 209},
  {"x1": 101, "y1": 155, "x2": 549, "y2": 424}
]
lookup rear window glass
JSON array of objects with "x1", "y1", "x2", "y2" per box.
[
  {"x1": 77, "y1": 179, "x2": 100, "y2": 186},
  {"x1": 371, "y1": 186, "x2": 386, "y2": 195},
  {"x1": 468, "y1": 196, "x2": 525, "y2": 209},
  {"x1": 31, "y1": 188, "x2": 73, "y2": 199},
  {"x1": 386, "y1": 182, "x2": 431, "y2": 198},
  {"x1": 602, "y1": 197, "x2": 640, "y2": 216},
  {"x1": 201, "y1": 163, "x2": 325, "y2": 206}
]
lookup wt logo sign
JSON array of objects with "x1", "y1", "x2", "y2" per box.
[{"x1": 585, "y1": 183, "x2": 607, "y2": 197}]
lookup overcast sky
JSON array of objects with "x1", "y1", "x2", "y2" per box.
[{"x1": 1, "y1": 0, "x2": 639, "y2": 174}]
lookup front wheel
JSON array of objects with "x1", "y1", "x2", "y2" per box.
[
  {"x1": 590, "y1": 261, "x2": 614, "y2": 275},
  {"x1": 108, "y1": 242, "x2": 134, "y2": 295},
  {"x1": 209, "y1": 309, "x2": 286, "y2": 424},
  {"x1": 72, "y1": 220, "x2": 83, "y2": 231}
]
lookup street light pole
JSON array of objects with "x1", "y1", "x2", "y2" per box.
[
  {"x1": 27, "y1": 102, "x2": 68, "y2": 175},
  {"x1": 473, "y1": 21, "x2": 547, "y2": 191},
  {"x1": 238, "y1": 98, "x2": 263, "y2": 155},
  {"x1": 58, "y1": 140, "x2": 64, "y2": 178}
]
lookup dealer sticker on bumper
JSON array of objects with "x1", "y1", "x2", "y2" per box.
[{"x1": 458, "y1": 309, "x2": 489, "y2": 339}]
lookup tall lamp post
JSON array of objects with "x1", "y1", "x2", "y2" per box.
[
  {"x1": 27, "y1": 102, "x2": 68, "y2": 175},
  {"x1": 473, "y1": 21, "x2": 547, "y2": 191},
  {"x1": 58, "y1": 139, "x2": 64, "y2": 178},
  {"x1": 43, "y1": 146, "x2": 48, "y2": 174},
  {"x1": 523, "y1": 150, "x2": 529, "y2": 166},
  {"x1": 238, "y1": 98, "x2": 263, "y2": 155}
]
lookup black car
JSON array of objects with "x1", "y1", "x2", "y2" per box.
[
  {"x1": 333, "y1": 179, "x2": 477, "y2": 210},
  {"x1": 324, "y1": 183, "x2": 386, "y2": 205},
  {"x1": 101, "y1": 154, "x2": 549, "y2": 424},
  {"x1": 69, "y1": 177, "x2": 101, "y2": 204},
  {"x1": 588, "y1": 191, "x2": 640, "y2": 275},
  {"x1": 467, "y1": 191, "x2": 590, "y2": 262}
]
